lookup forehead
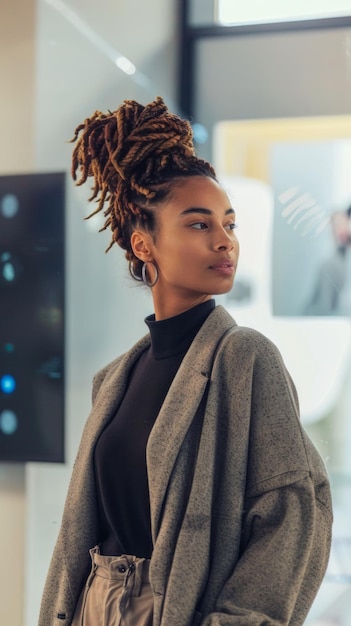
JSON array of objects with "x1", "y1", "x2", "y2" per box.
[{"x1": 168, "y1": 176, "x2": 231, "y2": 207}]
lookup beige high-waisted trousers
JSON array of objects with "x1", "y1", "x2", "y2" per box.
[{"x1": 72, "y1": 546, "x2": 153, "y2": 626}]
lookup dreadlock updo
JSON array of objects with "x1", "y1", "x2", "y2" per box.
[{"x1": 70, "y1": 96, "x2": 217, "y2": 279}]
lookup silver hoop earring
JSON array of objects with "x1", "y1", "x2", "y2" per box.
[
  {"x1": 129, "y1": 261, "x2": 143, "y2": 282},
  {"x1": 142, "y1": 261, "x2": 158, "y2": 287}
]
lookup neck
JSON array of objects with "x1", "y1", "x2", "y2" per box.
[{"x1": 151, "y1": 293, "x2": 212, "y2": 321}]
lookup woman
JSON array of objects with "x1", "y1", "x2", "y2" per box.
[{"x1": 40, "y1": 97, "x2": 332, "y2": 626}]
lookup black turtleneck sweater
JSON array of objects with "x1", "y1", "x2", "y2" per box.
[{"x1": 94, "y1": 299, "x2": 215, "y2": 558}]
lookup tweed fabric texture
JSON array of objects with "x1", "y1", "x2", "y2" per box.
[{"x1": 39, "y1": 306, "x2": 332, "y2": 626}]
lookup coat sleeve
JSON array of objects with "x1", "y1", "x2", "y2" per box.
[
  {"x1": 200, "y1": 331, "x2": 333, "y2": 625},
  {"x1": 200, "y1": 474, "x2": 332, "y2": 625}
]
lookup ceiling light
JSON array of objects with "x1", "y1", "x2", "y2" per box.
[{"x1": 115, "y1": 56, "x2": 136, "y2": 75}]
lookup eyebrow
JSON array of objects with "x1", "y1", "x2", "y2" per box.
[{"x1": 180, "y1": 207, "x2": 235, "y2": 216}]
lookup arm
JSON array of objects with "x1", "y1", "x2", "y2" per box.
[
  {"x1": 200, "y1": 329, "x2": 333, "y2": 625},
  {"x1": 200, "y1": 473, "x2": 332, "y2": 625}
]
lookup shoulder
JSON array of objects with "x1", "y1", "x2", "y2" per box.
[
  {"x1": 213, "y1": 316, "x2": 299, "y2": 408},
  {"x1": 204, "y1": 306, "x2": 286, "y2": 371},
  {"x1": 92, "y1": 354, "x2": 125, "y2": 399},
  {"x1": 218, "y1": 320, "x2": 284, "y2": 366}
]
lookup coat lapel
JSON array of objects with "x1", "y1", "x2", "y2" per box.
[
  {"x1": 147, "y1": 305, "x2": 236, "y2": 542},
  {"x1": 91, "y1": 334, "x2": 151, "y2": 436}
]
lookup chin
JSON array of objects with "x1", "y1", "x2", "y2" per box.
[{"x1": 213, "y1": 285, "x2": 235, "y2": 296}]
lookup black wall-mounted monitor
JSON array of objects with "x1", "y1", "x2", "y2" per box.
[{"x1": 0, "y1": 172, "x2": 65, "y2": 463}]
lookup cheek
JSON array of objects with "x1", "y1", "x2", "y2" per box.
[
  {"x1": 156, "y1": 242, "x2": 202, "y2": 277},
  {"x1": 157, "y1": 236, "x2": 193, "y2": 259}
]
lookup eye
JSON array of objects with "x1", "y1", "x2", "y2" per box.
[
  {"x1": 226, "y1": 222, "x2": 237, "y2": 231},
  {"x1": 190, "y1": 222, "x2": 208, "y2": 230}
]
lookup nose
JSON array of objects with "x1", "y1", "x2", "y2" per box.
[{"x1": 213, "y1": 227, "x2": 235, "y2": 252}]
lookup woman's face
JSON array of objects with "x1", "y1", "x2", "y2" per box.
[{"x1": 134, "y1": 176, "x2": 239, "y2": 319}]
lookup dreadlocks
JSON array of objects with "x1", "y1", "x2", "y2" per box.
[{"x1": 70, "y1": 96, "x2": 216, "y2": 278}]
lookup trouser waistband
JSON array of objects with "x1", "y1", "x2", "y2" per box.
[{"x1": 87, "y1": 545, "x2": 150, "y2": 596}]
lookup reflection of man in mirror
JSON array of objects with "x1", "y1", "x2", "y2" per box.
[{"x1": 305, "y1": 205, "x2": 351, "y2": 315}]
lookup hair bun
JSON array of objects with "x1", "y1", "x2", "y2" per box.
[{"x1": 108, "y1": 96, "x2": 196, "y2": 182}]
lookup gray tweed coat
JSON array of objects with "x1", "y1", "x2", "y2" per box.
[{"x1": 39, "y1": 305, "x2": 332, "y2": 626}]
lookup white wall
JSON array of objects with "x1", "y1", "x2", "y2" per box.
[
  {"x1": 0, "y1": 1, "x2": 36, "y2": 625},
  {"x1": 0, "y1": 0, "x2": 35, "y2": 174}
]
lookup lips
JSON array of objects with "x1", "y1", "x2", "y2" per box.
[
  {"x1": 209, "y1": 260, "x2": 235, "y2": 276},
  {"x1": 209, "y1": 260, "x2": 234, "y2": 270}
]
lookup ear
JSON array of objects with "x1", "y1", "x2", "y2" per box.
[{"x1": 130, "y1": 230, "x2": 154, "y2": 262}]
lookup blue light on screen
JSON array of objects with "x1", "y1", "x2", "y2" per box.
[{"x1": 0, "y1": 374, "x2": 16, "y2": 394}]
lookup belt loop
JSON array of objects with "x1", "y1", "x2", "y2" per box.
[
  {"x1": 86, "y1": 545, "x2": 99, "y2": 587},
  {"x1": 132, "y1": 560, "x2": 143, "y2": 596}
]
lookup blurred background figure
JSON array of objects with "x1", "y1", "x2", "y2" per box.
[{"x1": 305, "y1": 205, "x2": 351, "y2": 316}]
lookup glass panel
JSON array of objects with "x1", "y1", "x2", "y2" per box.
[{"x1": 218, "y1": 0, "x2": 351, "y2": 25}]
